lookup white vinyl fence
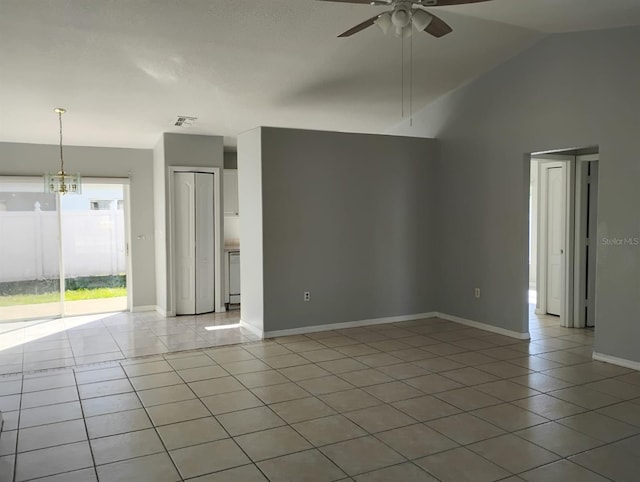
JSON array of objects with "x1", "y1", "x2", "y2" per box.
[{"x1": 0, "y1": 203, "x2": 125, "y2": 282}]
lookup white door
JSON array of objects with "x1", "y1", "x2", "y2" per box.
[
  {"x1": 546, "y1": 166, "x2": 565, "y2": 316},
  {"x1": 174, "y1": 172, "x2": 196, "y2": 315},
  {"x1": 195, "y1": 173, "x2": 215, "y2": 314}
]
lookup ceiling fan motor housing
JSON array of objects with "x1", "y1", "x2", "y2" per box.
[{"x1": 391, "y1": 3, "x2": 413, "y2": 28}]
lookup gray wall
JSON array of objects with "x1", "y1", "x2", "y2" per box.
[
  {"x1": 224, "y1": 150, "x2": 238, "y2": 170},
  {"x1": 0, "y1": 142, "x2": 156, "y2": 308},
  {"x1": 256, "y1": 127, "x2": 438, "y2": 332},
  {"x1": 390, "y1": 26, "x2": 640, "y2": 362},
  {"x1": 154, "y1": 133, "x2": 224, "y2": 314},
  {"x1": 163, "y1": 133, "x2": 224, "y2": 170}
]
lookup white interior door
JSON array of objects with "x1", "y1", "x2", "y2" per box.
[
  {"x1": 195, "y1": 173, "x2": 215, "y2": 314},
  {"x1": 174, "y1": 172, "x2": 196, "y2": 315},
  {"x1": 546, "y1": 166, "x2": 565, "y2": 316}
]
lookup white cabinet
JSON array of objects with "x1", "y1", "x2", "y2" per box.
[
  {"x1": 223, "y1": 170, "x2": 239, "y2": 216},
  {"x1": 229, "y1": 251, "x2": 240, "y2": 304},
  {"x1": 224, "y1": 250, "x2": 240, "y2": 307}
]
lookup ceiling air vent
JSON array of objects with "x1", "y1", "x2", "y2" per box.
[{"x1": 175, "y1": 116, "x2": 197, "y2": 127}]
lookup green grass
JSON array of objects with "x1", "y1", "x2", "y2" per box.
[{"x1": 0, "y1": 288, "x2": 127, "y2": 307}]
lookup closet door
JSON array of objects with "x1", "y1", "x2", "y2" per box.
[
  {"x1": 174, "y1": 172, "x2": 196, "y2": 315},
  {"x1": 195, "y1": 173, "x2": 215, "y2": 314}
]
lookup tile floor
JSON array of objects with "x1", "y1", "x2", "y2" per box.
[
  {"x1": 0, "y1": 311, "x2": 639, "y2": 481},
  {"x1": 0, "y1": 309, "x2": 257, "y2": 375}
]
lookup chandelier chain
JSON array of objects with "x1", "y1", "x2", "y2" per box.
[{"x1": 58, "y1": 110, "x2": 65, "y2": 174}]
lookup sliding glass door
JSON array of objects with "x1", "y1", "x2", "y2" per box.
[
  {"x1": 0, "y1": 178, "x2": 128, "y2": 322},
  {"x1": 61, "y1": 183, "x2": 127, "y2": 316},
  {"x1": 0, "y1": 179, "x2": 62, "y2": 321}
]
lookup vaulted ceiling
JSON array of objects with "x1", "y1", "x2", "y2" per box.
[{"x1": 2, "y1": 0, "x2": 640, "y2": 148}]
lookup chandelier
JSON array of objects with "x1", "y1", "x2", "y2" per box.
[{"x1": 44, "y1": 108, "x2": 81, "y2": 195}]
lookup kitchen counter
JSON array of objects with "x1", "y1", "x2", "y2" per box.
[{"x1": 224, "y1": 241, "x2": 240, "y2": 252}]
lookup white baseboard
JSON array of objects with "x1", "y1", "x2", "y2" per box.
[
  {"x1": 592, "y1": 352, "x2": 640, "y2": 371},
  {"x1": 131, "y1": 305, "x2": 156, "y2": 313},
  {"x1": 258, "y1": 311, "x2": 528, "y2": 341},
  {"x1": 240, "y1": 321, "x2": 264, "y2": 339},
  {"x1": 155, "y1": 306, "x2": 168, "y2": 317},
  {"x1": 436, "y1": 312, "x2": 530, "y2": 340},
  {"x1": 263, "y1": 312, "x2": 438, "y2": 339}
]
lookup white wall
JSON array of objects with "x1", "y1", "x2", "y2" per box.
[
  {"x1": 153, "y1": 136, "x2": 167, "y2": 313},
  {"x1": 0, "y1": 142, "x2": 155, "y2": 308},
  {"x1": 224, "y1": 217, "x2": 240, "y2": 244},
  {"x1": 237, "y1": 128, "x2": 264, "y2": 333}
]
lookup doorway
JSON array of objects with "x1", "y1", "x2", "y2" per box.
[
  {"x1": 528, "y1": 149, "x2": 599, "y2": 330},
  {"x1": 0, "y1": 177, "x2": 130, "y2": 322},
  {"x1": 168, "y1": 166, "x2": 223, "y2": 317}
]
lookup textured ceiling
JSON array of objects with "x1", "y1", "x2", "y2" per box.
[{"x1": 1, "y1": 0, "x2": 639, "y2": 149}]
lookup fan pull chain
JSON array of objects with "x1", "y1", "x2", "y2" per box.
[{"x1": 410, "y1": 28, "x2": 413, "y2": 127}]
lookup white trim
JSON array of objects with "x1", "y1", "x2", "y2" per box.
[
  {"x1": 533, "y1": 157, "x2": 575, "y2": 327},
  {"x1": 123, "y1": 184, "x2": 133, "y2": 313},
  {"x1": 576, "y1": 154, "x2": 599, "y2": 162},
  {"x1": 261, "y1": 312, "x2": 529, "y2": 340},
  {"x1": 131, "y1": 305, "x2": 156, "y2": 313},
  {"x1": 436, "y1": 312, "x2": 530, "y2": 340},
  {"x1": 155, "y1": 306, "x2": 168, "y2": 317},
  {"x1": 263, "y1": 312, "x2": 439, "y2": 338},
  {"x1": 593, "y1": 352, "x2": 640, "y2": 371},
  {"x1": 240, "y1": 320, "x2": 264, "y2": 339},
  {"x1": 168, "y1": 166, "x2": 224, "y2": 315}
]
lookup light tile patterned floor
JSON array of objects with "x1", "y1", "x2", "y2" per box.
[
  {"x1": 1, "y1": 311, "x2": 639, "y2": 481},
  {"x1": 0, "y1": 310, "x2": 255, "y2": 374}
]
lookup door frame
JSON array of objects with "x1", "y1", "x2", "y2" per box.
[
  {"x1": 167, "y1": 166, "x2": 224, "y2": 316},
  {"x1": 573, "y1": 154, "x2": 599, "y2": 328},
  {"x1": 533, "y1": 156, "x2": 575, "y2": 327}
]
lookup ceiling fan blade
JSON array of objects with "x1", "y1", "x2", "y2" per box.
[
  {"x1": 423, "y1": 12, "x2": 453, "y2": 38},
  {"x1": 316, "y1": 0, "x2": 381, "y2": 4},
  {"x1": 338, "y1": 14, "x2": 381, "y2": 37},
  {"x1": 422, "y1": 0, "x2": 492, "y2": 5}
]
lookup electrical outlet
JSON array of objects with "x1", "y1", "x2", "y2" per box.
[
  {"x1": 304, "y1": 291, "x2": 311, "y2": 302},
  {"x1": 475, "y1": 288, "x2": 481, "y2": 299}
]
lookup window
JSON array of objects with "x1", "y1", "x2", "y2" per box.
[{"x1": 90, "y1": 200, "x2": 112, "y2": 210}]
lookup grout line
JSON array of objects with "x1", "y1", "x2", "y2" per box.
[
  {"x1": 1, "y1": 316, "x2": 635, "y2": 481},
  {"x1": 71, "y1": 369, "x2": 100, "y2": 482}
]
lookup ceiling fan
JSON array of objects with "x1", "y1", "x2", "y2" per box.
[{"x1": 317, "y1": 0, "x2": 492, "y2": 39}]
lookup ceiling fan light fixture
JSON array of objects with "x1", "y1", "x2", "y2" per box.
[
  {"x1": 391, "y1": 8, "x2": 411, "y2": 28},
  {"x1": 394, "y1": 24, "x2": 412, "y2": 38},
  {"x1": 44, "y1": 108, "x2": 82, "y2": 195},
  {"x1": 374, "y1": 12, "x2": 392, "y2": 35},
  {"x1": 411, "y1": 9, "x2": 433, "y2": 32}
]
